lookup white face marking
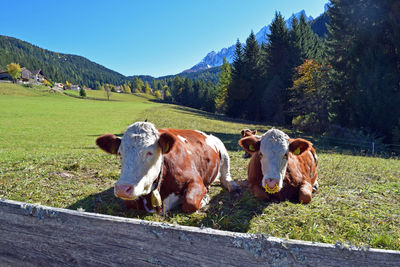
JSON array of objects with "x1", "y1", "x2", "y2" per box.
[
  {"x1": 259, "y1": 129, "x2": 290, "y2": 190},
  {"x1": 162, "y1": 193, "x2": 181, "y2": 213},
  {"x1": 186, "y1": 150, "x2": 192, "y2": 155},
  {"x1": 116, "y1": 122, "x2": 163, "y2": 199},
  {"x1": 177, "y1": 135, "x2": 187, "y2": 143}
]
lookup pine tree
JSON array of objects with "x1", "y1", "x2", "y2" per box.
[
  {"x1": 261, "y1": 12, "x2": 292, "y2": 123},
  {"x1": 327, "y1": 0, "x2": 400, "y2": 141},
  {"x1": 226, "y1": 39, "x2": 246, "y2": 117},
  {"x1": 215, "y1": 57, "x2": 231, "y2": 113},
  {"x1": 242, "y1": 31, "x2": 263, "y2": 120},
  {"x1": 132, "y1": 77, "x2": 144, "y2": 93}
]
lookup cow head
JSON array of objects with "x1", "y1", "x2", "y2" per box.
[
  {"x1": 241, "y1": 129, "x2": 257, "y2": 138},
  {"x1": 239, "y1": 128, "x2": 310, "y2": 194},
  {"x1": 96, "y1": 122, "x2": 175, "y2": 200}
]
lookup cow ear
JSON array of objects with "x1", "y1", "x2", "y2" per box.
[
  {"x1": 96, "y1": 134, "x2": 121, "y2": 154},
  {"x1": 239, "y1": 136, "x2": 260, "y2": 154},
  {"x1": 252, "y1": 130, "x2": 257, "y2": 135},
  {"x1": 241, "y1": 129, "x2": 245, "y2": 137},
  {"x1": 289, "y1": 138, "x2": 310, "y2": 156},
  {"x1": 158, "y1": 132, "x2": 176, "y2": 154}
]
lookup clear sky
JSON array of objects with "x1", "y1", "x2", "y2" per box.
[{"x1": 1, "y1": 0, "x2": 328, "y2": 77}]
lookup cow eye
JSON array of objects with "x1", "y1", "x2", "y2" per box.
[
  {"x1": 146, "y1": 151, "x2": 153, "y2": 156},
  {"x1": 283, "y1": 153, "x2": 288, "y2": 160}
]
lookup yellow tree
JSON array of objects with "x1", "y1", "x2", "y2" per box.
[
  {"x1": 64, "y1": 81, "x2": 72, "y2": 90},
  {"x1": 144, "y1": 82, "x2": 152, "y2": 95},
  {"x1": 124, "y1": 84, "x2": 131, "y2": 93},
  {"x1": 7, "y1": 63, "x2": 21, "y2": 83},
  {"x1": 153, "y1": 90, "x2": 162, "y2": 99},
  {"x1": 289, "y1": 59, "x2": 331, "y2": 133}
]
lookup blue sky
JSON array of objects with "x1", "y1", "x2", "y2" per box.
[{"x1": 1, "y1": 0, "x2": 328, "y2": 77}]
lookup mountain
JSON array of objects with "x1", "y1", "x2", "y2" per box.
[
  {"x1": 183, "y1": 10, "x2": 315, "y2": 73},
  {"x1": 310, "y1": 6, "x2": 330, "y2": 38},
  {"x1": 129, "y1": 66, "x2": 221, "y2": 85},
  {"x1": 0, "y1": 35, "x2": 127, "y2": 88}
]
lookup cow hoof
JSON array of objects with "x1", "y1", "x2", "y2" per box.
[
  {"x1": 312, "y1": 181, "x2": 319, "y2": 193},
  {"x1": 200, "y1": 194, "x2": 210, "y2": 209}
]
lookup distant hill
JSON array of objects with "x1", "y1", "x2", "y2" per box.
[
  {"x1": 129, "y1": 66, "x2": 221, "y2": 84},
  {"x1": 0, "y1": 35, "x2": 127, "y2": 88}
]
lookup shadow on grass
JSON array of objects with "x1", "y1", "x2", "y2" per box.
[
  {"x1": 68, "y1": 187, "x2": 149, "y2": 218},
  {"x1": 67, "y1": 181, "x2": 268, "y2": 233},
  {"x1": 196, "y1": 181, "x2": 268, "y2": 232}
]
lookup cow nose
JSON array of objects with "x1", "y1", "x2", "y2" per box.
[
  {"x1": 114, "y1": 184, "x2": 134, "y2": 199},
  {"x1": 265, "y1": 178, "x2": 279, "y2": 189}
]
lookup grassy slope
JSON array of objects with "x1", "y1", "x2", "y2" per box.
[{"x1": 1, "y1": 83, "x2": 399, "y2": 250}]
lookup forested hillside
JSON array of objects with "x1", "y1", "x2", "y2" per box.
[{"x1": 0, "y1": 35, "x2": 126, "y2": 88}]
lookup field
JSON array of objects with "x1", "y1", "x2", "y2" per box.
[{"x1": 1, "y1": 84, "x2": 399, "y2": 250}]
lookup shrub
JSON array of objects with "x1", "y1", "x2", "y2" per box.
[{"x1": 79, "y1": 87, "x2": 86, "y2": 97}]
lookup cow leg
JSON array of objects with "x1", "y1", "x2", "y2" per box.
[
  {"x1": 218, "y1": 146, "x2": 242, "y2": 196},
  {"x1": 299, "y1": 182, "x2": 313, "y2": 204},
  {"x1": 182, "y1": 180, "x2": 207, "y2": 213}
]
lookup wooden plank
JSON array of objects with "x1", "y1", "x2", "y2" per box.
[{"x1": 0, "y1": 199, "x2": 399, "y2": 266}]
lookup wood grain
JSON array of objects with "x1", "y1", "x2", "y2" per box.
[{"x1": 0, "y1": 199, "x2": 399, "y2": 266}]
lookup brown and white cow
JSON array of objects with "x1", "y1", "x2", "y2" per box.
[
  {"x1": 96, "y1": 121, "x2": 241, "y2": 213},
  {"x1": 240, "y1": 129, "x2": 260, "y2": 159},
  {"x1": 239, "y1": 128, "x2": 318, "y2": 204}
]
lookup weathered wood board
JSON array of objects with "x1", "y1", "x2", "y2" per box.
[{"x1": 0, "y1": 199, "x2": 399, "y2": 266}]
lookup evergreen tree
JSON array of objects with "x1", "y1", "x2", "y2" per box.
[
  {"x1": 226, "y1": 39, "x2": 247, "y2": 117},
  {"x1": 132, "y1": 77, "x2": 144, "y2": 93},
  {"x1": 215, "y1": 57, "x2": 231, "y2": 113},
  {"x1": 327, "y1": 0, "x2": 400, "y2": 141},
  {"x1": 242, "y1": 31, "x2": 262, "y2": 120},
  {"x1": 261, "y1": 12, "x2": 292, "y2": 124}
]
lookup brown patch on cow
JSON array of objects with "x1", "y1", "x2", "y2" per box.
[
  {"x1": 238, "y1": 135, "x2": 260, "y2": 155},
  {"x1": 246, "y1": 138, "x2": 318, "y2": 204},
  {"x1": 158, "y1": 132, "x2": 176, "y2": 154},
  {"x1": 117, "y1": 128, "x2": 222, "y2": 213},
  {"x1": 96, "y1": 134, "x2": 121, "y2": 154},
  {"x1": 240, "y1": 129, "x2": 259, "y2": 159}
]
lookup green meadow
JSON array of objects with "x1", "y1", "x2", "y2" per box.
[{"x1": 1, "y1": 83, "x2": 399, "y2": 250}]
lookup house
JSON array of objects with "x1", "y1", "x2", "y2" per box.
[
  {"x1": 54, "y1": 83, "x2": 64, "y2": 90},
  {"x1": 0, "y1": 71, "x2": 12, "y2": 81},
  {"x1": 20, "y1": 68, "x2": 32, "y2": 82},
  {"x1": 31, "y1": 69, "x2": 46, "y2": 83},
  {"x1": 71, "y1": 85, "x2": 81, "y2": 90}
]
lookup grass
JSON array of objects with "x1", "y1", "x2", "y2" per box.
[{"x1": 1, "y1": 83, "x2": 399, "y2": 250}]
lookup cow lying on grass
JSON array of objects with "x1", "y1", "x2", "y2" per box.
[
  {"x1": 96, "y1": 122, "x2": 241, "y2": 213},
  {"x1": 240, "y1": 129, "x2": 260, "y2": 159},
  {"x1": 239, "y1": 128, "x2": 318, "y2": 204}
]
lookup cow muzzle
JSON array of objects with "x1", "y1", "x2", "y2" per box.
[
  {"x1": 114, "y1": 184, "x2": 135, "y2": 200},
  {"x1": 263, "y1": 178, "x2": 280, "y2": 194}
]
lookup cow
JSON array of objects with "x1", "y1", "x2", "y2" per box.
[
  {"x1": 96, "y1": 121, "x2": 241, "y2": 213},
  {"x1": 240, "y1": 129, "x2": 260, "y2": 159},
  {"x1": 238, "y1": 128, "x2": 318, "y2": 204}
]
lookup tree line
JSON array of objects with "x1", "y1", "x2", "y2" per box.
[
  {"x1": 164, "y1": 0, "x2": 400, "y2": 144},
  {"x1": 213, "y1": 0, "x2": 399, "y2": 144}
]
